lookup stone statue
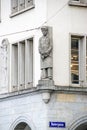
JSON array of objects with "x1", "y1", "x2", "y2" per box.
[
  {"x1": 0, "y1": 39, "x2": 9, "y2": 87},
  {"x1": 39, "y1": 26, "x2": 53, "y2": 80}
]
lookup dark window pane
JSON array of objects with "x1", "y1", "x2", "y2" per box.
[{"x1": 71, "y1": 38, "x2": 79, "y2": 84}]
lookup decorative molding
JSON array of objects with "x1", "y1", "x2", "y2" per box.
[
  {"x1": 9, "y1": 115, "x2": 36, "y2": 130},
  {"x1": 0, "y1": 38, "x2": 9, "y2": 88},
  {"x1": 68, "y1": 113, "x2": 87, "y2": 130},
  {"x1": 42, "y1": 92, "x2": 51, "y2": 103},
  {"x1": 1, "y1": 85, "x2": 87, "y2": 102}
]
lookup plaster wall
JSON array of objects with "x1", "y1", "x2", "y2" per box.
[
  {"x1": 0, "y1": 0, "x2": 87, "y2": 92},
  {"x1": 0, "y1": 0, "x2": 47, "y2": 93},
  {"x1": 47, "y1": 93, "x2": 87, "y2": 130},
  {"x1": 47, "y1": 0, "x2": 87, "y2": 86}
]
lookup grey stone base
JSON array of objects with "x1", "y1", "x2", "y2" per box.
[{"x1": 37, "y1": 79, "x2": 55, "y2": 89}]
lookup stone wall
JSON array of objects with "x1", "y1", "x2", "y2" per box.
[
  {"x1": 0, "y1": 91, "x2": 47, "y2": 130},
  {"x1": 0, "y1": 89, "x2": 87, "y2": 130}
]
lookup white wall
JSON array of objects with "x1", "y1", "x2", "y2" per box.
[
  {"x1": 1, "y1": 0, "x2": 87, "y2": 92},
  {"x1": 47, "y1": 0, "x2": 87, "y2": 86},
  {"x1": 0, "y1": 0, "x2": 47, "y2": 93}
]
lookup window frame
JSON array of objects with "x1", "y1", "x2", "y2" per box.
[
  {"x1": 10, "y1": 37, "x2": 34, "y2": 92},
  {"x1": 69, "y1": 34, "x2": 86, "y2": 87},
  {"x1": 10, "y1": 0, "x2": 35, "y2": 18}
]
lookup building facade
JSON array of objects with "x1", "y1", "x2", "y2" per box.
[{"x1": 0, "y1": 0, "x2": 87, "y2": 130}]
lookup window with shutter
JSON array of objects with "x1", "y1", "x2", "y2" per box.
[{"x1": 11, "y1": 38, "x2": 33, "y2": 92}]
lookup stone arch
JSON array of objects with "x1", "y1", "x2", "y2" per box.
[
  {"x1": 68, "y1": 114, "x2": 87, "y2": 130},
  {"x1": 9, "y1": 116, "x2": 36, "y2": 130}
]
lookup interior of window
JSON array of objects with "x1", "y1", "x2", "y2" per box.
[{"x1": 71, "y1": 38, "x2": 79, "y2": 84}]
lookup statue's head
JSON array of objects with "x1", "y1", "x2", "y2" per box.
[
  {"x1": 41, "y1": 26, "x2": 48, "y2": 36},
  {"x1": 1, "y1": 38, "x2": 9, "y2": 49}
]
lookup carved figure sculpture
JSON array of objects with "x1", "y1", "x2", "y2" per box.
[
  {"x1": 0, "y1": 39, "x2": 9, "y2": 87},
  {"x1": 39, "y1": 26, "x2": 53, "y2": 79}
]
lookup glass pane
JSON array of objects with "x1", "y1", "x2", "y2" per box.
[{"x1": 71, "y1": 38, "x2": 79, "y2": 84}]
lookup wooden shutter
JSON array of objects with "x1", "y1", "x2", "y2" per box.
[
  {"x1": 25, "y1": 0, "x2": 33, "y2": 8},
  {"x1": 11, "y1": 0, "x2": 18, "y2": 13},
  {"x1": 19, "y1": 0, "x2": 25, "y2": 10}
]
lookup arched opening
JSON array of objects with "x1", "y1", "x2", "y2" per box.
[
  {"x1": 69, "y1": 115, "x2": 87, "y2": 130},
  {"x1": 14, "y1": 122, "x2": 31, "y2": 130},
  {"x1": 75, "y1": 122, "x2": 87, "y2": 130}
]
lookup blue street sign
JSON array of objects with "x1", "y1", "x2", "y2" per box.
[{"x1": 49, "y1": 122, "x2": 66, "y2": 128}]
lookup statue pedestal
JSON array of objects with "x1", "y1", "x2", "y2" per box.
[
  {"x1": 37, "y1": 79, "x2": 55, "y2": 103},
  {"x1": 37, "y1": 79, "x2": 54, "y2": 89}
]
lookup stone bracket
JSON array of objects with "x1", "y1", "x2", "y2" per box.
[{"x1": 37, "y1": 79, "x2": 55, "y2": 103}]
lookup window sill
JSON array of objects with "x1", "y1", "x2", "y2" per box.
[
  {"x1": 10, "y1": 5, "x2": 35, "y2": 18},
  {"x1": 68, "y1": 1, "x2": 87, "y2": 7}
]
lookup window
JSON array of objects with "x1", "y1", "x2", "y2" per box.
[
  {"x1": 73, "y1": 0, "x2": 80, "y2": 1},
  {"x1": 68, "y1": 0, "x2": 87, "y2": 7},
  {"x1": 11, "y1": 38, "x2": 33, "y2": 91},
  {"x1": 11, "y1": 0, "x2": 34, "y2": 16},
  {"x1": 71, "y1": 38, "x2": 79, "y2": 84},
  {"x1": 70, "y1": 35, "x2": 86, "y2": 86}
]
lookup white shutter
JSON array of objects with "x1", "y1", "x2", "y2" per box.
[
  {"x1": 11, "y1": 44, "x2": 18, "y2": 91},
  {"x1": 25, "y1": 39, "x2": 33, "y2": 88},
  {"x1": 25, "y1": 0, "x2": 33, "y2": 8},
  {"x1": 11, "y1": 0, "x2": 18, "y2": 13},
  {"x1": 19, "y1": 0, "x2": 25, "y2": 10},
  {"x1": 18, "y1": 41, "x2": 25, "y2": 90}
]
